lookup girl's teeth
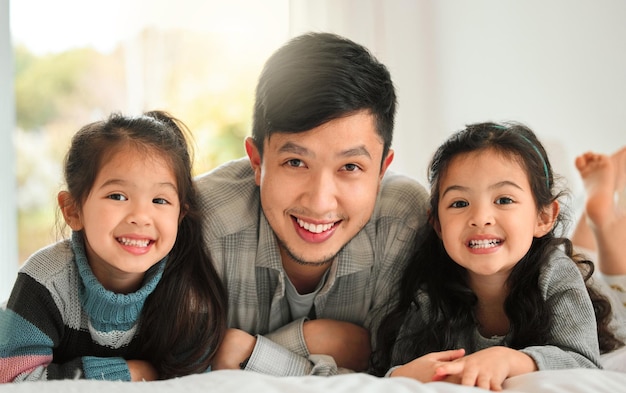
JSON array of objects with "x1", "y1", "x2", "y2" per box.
[
  {"x1": 296, "y1": 218, "x2": 334, "y2": 234},
  {"x1": 118, "y1": 237, "x2": 150, "y2": 247},
  {"x1": 469, "y1": 239, "x2": 500, "y2": 248}
]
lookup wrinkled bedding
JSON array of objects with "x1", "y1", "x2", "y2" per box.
[{"x1": 3, "y1": 349, "x2": 625, "y2": 393}]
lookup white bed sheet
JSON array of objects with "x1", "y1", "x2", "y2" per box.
[
  {"x1": 1, "y1": 368, "x2": 625, "y2": 393},
  {"x1": 1, "y1": 347, "x2": 624, "y2": 392}
]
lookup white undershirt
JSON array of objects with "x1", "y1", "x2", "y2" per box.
[{"x1": 285, "y1": 271, "x2": 329, "y2": 320}]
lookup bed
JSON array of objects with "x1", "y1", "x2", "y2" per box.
[
  {"x1": 2, "y1": 348, "x2": 625, "y2": 393},
  {"x1": 1, "y1": 368, "x2": 625, "y2": 393}
]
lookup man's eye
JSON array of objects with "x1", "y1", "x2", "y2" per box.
[
  {"x1": 107, "y1": 193, "x2": 127, "y2": 201},
  {"x1": 286, "y1": 159, "x2": 303, "y2": 167},
  {"x1": 344, "y1": 163, "x2": 360, "y2": 172},
  {"x1": 450, "y1": 200, "x2": 468, "y2": 208}
]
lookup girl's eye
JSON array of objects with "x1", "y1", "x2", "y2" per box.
[
  {"x1": 495, "y1": 197, "x2": 514, "y2": 205},
  {"x1": 450, "y1": 200, "x2": 468, "y2": 208},
  {"x1": 286, "y1": 159, "x2": 304, "y2": 168},
  {"x1": 107, "y1": 193, "x2": 127, "y2": 201},
  {"x1": 153, "y1": 198, "x2": 169, "y2": 205}
]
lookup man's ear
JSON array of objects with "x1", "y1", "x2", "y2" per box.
[
  {"x1": 244, "y1": 137, "x2": 262, "y2": 186},
  {"x1": 534, "y1": 200, "x2": 559, "y2": 238},
  {"x1": 379, "y1": 149, "x2": 395, "y2": 180},
  {"x1": 58, "y1": 191, "x2": 83, "y2": 231}
]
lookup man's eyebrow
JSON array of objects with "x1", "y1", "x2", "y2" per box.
[
  {"x1": 277, "y1": 143, "x2": 372, "y2": 159},
  {"x1": 278, "y1": 142, "x2": 312, "y2": 156},
  {"x1": 338, "y1": 145, "x2": 371, "y2": 159}
]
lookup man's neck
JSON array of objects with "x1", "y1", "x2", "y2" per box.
[{"x1": 280, "y1": 248, "x2": 332, "y2": 294}]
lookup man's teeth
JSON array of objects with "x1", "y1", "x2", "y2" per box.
[
  {"x1": 296, "y1": 218, "x2": 334, "y2": 234},
  {"x1": 469, "y1": 239, "x2": 500, "y2": 248},
  {"x1": 118, "y1": 237, "x2": 150, "y2": 247}
]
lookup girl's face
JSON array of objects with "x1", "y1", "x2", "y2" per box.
[
  {"x1": 436, "y1": 148, "x2": 554, "y2": 282},
  {"x1": 68, "y1": 146, "x2": 181, "y2": 293}
]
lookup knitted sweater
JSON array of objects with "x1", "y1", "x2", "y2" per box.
[
  {"x1": 387, "y1": 248, "x2": 603, "y2": 375},
  {"x1": 0, "y1": 232, "x2": 165, "y2": 382}
]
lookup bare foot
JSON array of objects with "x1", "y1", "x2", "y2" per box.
[
  {"x1": 571, "y1": 211, "x2": 596, "y2": 252},
  {"x1": 575, "y1": 150, "x2": 626, "y2": 275},
  {"x1": 575, "y1": 151, "x2": 615, "y2": 227},
  {"x1": 612, "y1": 147, "x2": 626, "y2": 191},
  {"x1": 611, "y1": 147, "x2": 626, "y2": 212}
]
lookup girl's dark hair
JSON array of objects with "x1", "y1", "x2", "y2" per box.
[
  {"x1": 61, "y1": 110, "x2": 227, "y2": 379},
  {"x1": 370, "y1": 121, "x2": 622, "y2": 376}
]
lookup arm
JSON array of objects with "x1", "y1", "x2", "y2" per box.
[
  {"x1": 520, "y1": 255, "x2": 603, "y2": 370},
  {"x1": 222, "y1": 319, "x2": 368, "y2": 375},
  {"x1": 212, "y1": 328, "x2": 339, "y2": 376},
  {"x1": 127, "y1": 360, "x2": 158, "y2": 381},
  {"x1": 449, "y1": 256, "x2": 603, "y2": 386},
  {"x1": 430, "y1": 347, "x2": 536, "y2": 391},
  {"x1": 302, "y1": 319, "x2": 370, "y2": 372},
  {"x1": 389, "y1": 349, "x2": 466, "y2": 382},
  {"x1": 1, "y1": 273, "x2": 134, "y2": 382}
]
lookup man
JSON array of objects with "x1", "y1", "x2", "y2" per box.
[{"x1": 196, "y1": 32, "x2": 429, "y2": 375}]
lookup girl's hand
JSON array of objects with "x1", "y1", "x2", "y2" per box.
[
  {"x1": 127, "y1": 359, "x2": 158, "y2": 381},
  {"x1": 432, "y1": 346, "x2": 537, "y2": 391},
  {"x1": 389, "y1": 348, "x2": 465, "y2": 382}
]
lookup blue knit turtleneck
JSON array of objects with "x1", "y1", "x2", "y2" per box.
[{"x1": 71, "y1": 231, "x2": 166, "y2": 333}]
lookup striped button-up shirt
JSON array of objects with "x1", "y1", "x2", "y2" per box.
[{"x1": 196, "y1": 158, "x2": 429, "y2": 375}]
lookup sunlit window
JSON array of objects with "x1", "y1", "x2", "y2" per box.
[{"x1": 11, "y1": 0, "x2": 289, "y2": 263}]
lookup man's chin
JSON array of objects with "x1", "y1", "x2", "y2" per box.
[{"x1": 284, "y1": 247, "x2": 337, "y2": 267}]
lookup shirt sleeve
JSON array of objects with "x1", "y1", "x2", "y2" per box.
[
  {"x1": 0, "y1": 273, "x2": 132, "y2": 382},
  {"x1": 263, "y1": 318, "x2": 309, "y2": 356},
  {"x1": 243, "y1": 335, "x2": 338, "y2": 376},
  {"x1": 520, "y1": 254, "x2": 602, "y2": 370}
]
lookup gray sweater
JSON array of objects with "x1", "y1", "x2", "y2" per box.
[{"x1": 390, "y1": 248, "x2": 602, "y2": 373}]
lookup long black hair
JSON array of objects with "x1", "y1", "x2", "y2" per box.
[{"x1": 370, "y1": 121, "x2": 622, "y2": 375}]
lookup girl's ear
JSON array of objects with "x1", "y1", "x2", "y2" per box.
[
  {"x1": 179, "y1": 204, "x2": 188, "y2": 224},
  {"x1": 57, "y1": 191, "x2": 83, "y2": 231},
  {"x1": 534, "y1": 200, "x2": 560, "y2": 238},
  {"x1": 428, "y1": 210, "x2": 443, "y2": 238}
]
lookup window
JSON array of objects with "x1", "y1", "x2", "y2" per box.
[{"x1": 9, "y1": 0, "x2": 289, "y2": 283}]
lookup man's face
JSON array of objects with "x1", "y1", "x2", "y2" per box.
[{"x1": 246, "y1": 110, "x2": 393, "y2": 269}]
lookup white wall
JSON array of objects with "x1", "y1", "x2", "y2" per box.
[
  {"x1": 1, "y1": 0, "x2": 18, "y2": 301},
  {"x1": 289, "y1": 0, "x2": 626, "y2": 204}
]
